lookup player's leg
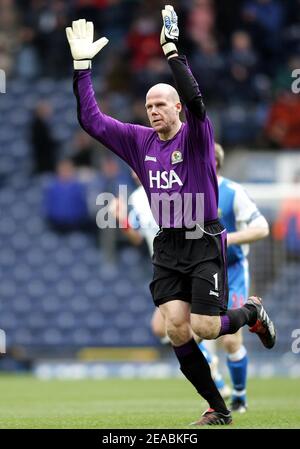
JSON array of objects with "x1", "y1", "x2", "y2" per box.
[
  {"x1": 190, "y1": 290, "x2": 275, "y2": 347},
  {"x1": 189, "y1": 232, "x2": 275, "y2": 347},
  {"x1": 151, "y1": 307, "x2": 170, "y2": 344},
  {"x1": 159, "y1": 299, "x2": 231, "y2": 420},
  {"x1": 152, "y1": 305, "x2": 231, "y2": 398},
  {"x1": 197, "y1": 225, "x2": 276, "y2": 348},
  {"x1": 158, "y1": 299, "x2": 192, "y2": 344},
  {"x1": 198, "y1": 341, "x2": 231, "y2": 400},
  {"x1": 150, "y1": 228, "x2": 231, "y2": 425},
  {"x1": 219, "y1": 330, "x2": 248, "y2": 412},
  {"x1": 219, "y1": 261, "x2": 249, "y2": 412}
]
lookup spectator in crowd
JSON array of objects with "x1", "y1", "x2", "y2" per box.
[
  {"x1": 127, "y1": 16, "x2": 161, "y2": 71},
  {"x1": 223, "y1": 62, "x2": 260, "y2": 105},
  {"x1": 0, "y1": 0, "x2": 20, "y2": 78},
  {"x1": 43, "y1": 159, "x2": 91, "y2": 232},
  {"x1": 228, "y1": 30, "x2": 258, "y2": 73},
  {"x1": 95, "y1": 154, "x2": 132, "y2": 198},
  {"x1": 215, "y1": 0, "x2": 244, "y2": 45},
  {"x1": 264, "y1": 90, "x2": 300, "y2": 149},
  {"x1": 272, "y1": 55, "x2": 300, "y2": 93},
  {"x1": 132, "y1": 56, "x2": 172, "y2": 96},
  {"x1": 189, "y1": 37, "x2": 225, "y2": 103},
  {"x1": 30, "y1": 101, "x2": 58, "y2": 174},
  {"x1": 15, "y1": 26, "x2": 40, "y2": 79},
  {"x1": 71, "y1": 130, "x2": 97, "y2": 170},
  {"x1": 73, "y1": 0, "x2": 103, "y2": 30},
  {"x1": 221, "y1": 30, "x2": 262, "y2": 107},
  {"x1": 241, "y1": 0, "x2": 284, "y2": 73},
  {"x1": 6, "y1": 0, "x2": 300, "y2": 157},
  {"x1": 273, "y1": 171, "x2": 300, "y2": 259},
  {"x1": 86, "y1": 153, "x2": 133, "y2": 219},
  {"x1": 284, "y1": 0, "x2": 300, "y2": 55},
  {"x1": 186, "y1": 0, "x2": 216, "y2": 49},
  {"x1": 20, "y1": 0, "x2": 71, "y2": 77},
  {"x1": 0, "y1": 34, "x2": 13, "y2": 78}
]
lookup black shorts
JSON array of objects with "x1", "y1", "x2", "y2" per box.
[{"x1": 150, "y1": 220, "x2": 228, "y2": 316}]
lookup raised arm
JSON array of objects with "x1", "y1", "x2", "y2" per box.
[
  {"x1": 66, "y1": 19, "x2": 145, "y2": 171},
  {"x1": 160, "y1": 5, "x2": 206, "y2": 120}
]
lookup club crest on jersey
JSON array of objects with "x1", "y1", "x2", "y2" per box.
[{"x1": 171, "y1": 150, "x2": 183, "y2": 164}]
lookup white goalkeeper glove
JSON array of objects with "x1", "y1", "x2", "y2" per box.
[
  {"x1": 160, "y1": 5, "x2": 179, "y2": 58},
  {"x1": 66, "y1": 19, "x2": 108, "y2": 70}
]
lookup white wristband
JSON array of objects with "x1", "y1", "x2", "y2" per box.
[
  {"x1": 162, "y1": 42, "x2": 178, "y2": 57},
  {"x1": 73, "y1": 60, "x2": 91, "y2": 70}
]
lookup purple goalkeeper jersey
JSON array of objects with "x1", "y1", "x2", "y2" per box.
[{"x1": 74, "y1": 70, "x2": 218, "y2": 227}]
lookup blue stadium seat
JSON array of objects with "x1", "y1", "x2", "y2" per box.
[
  {"x1": 13, "y1": 328, "x2": 35, "y2": 345},
  {"x1": 36, "y1": 79, "x2": 56, "y2": 95},
  {"x1": 114, "y1": 312, "x2": 135, "y2": 329},
  {"x1": 13, "y1": 265, "x2": 33, "y2": 283},
  {"x1": 84, "y1": 312, "x2": 105, "y2": 329},
  {"x1": 0, "y1": 280, "x2": 17, "y2": 299},
  {"x1": 12, "y1": 297, "x2": 32, "y2": 313},
  {"x1": 97, "y1": 327, "x2": 122, "y2": 345},
  {"x1": 0, "y1": 248, "x2": 16, "y2": 268},
  {"x1": 113, "y1": 279, "x2": 134, "y2": 297},
  {"x1": 42, "y1": 328, "x2": 64, "y2": 345},
  {"x1": 9, "y1": 79, "x2": 30, "y2": 96},
  {"x1": 28, "y1": 312, "x2": 48, "y2": 329},
  {"x1": 27, "y1": 279, "x2": 47, "y2": 298},
  {"x1": 71, "y1": 296, "x2": 89, "y2": 313},
  {"x1": 82, "y1": 276, "x2": 104, "y2": 295},
  {"x1": 98, "y1": 295, "x2": 119, "y2": 313},
  {"x1": 9, "y1": 109, "x2": 31, "y2": 128},
  {"x1": 129, "y1": 295, "x2": 151, "y2": 313},
  {"x1": 70, "y1": 328, "x2": 93, "y2": 345},
  {"x1": 57, "y1": 312, "x2": 76, "y2": 329},
  {"x1": 56, "y1": 279, "x2": 76, "y2": 298},
  {"x1": 41, "y1": 296, "x2": 61, "y2": 313},
  {"x1": 0, "y1": 312, "x2": 18, "y2": 330},
  {"x1": 0, "y1": 153, "x2": 228, "y2": 351}
]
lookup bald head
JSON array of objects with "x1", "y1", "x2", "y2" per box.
[
  {"x1": 146, "y1": 83, "x2": 180, "y2": 104},
  {"x1": 145, "y1": 83, "x2": 182, "y2": 140}
]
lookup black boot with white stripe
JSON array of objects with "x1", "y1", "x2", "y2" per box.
[
  {"x1": 190, "y1": 408, "x2": 233, "y2": 426},
  {"x1": 247, "y1": 296, "x2": 276, "y2": 349}
]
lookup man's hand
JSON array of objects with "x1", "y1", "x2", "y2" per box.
[
  {"x1": 66, "y1": 19, "x2": 108, "y2": 70},
  {"x1": 160, "y1": 5, "x2": 179, "y2": 58}
]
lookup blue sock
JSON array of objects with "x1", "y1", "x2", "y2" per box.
[
  {"x1": 213, "y1": 371, "x2": 226, "y2": 390},
  {"x1": 227, "y1": 345, "x2": 248, "y2": 403},
  {"x1": 198, "y1": 342, "x2": 225, "y2": 390},
  {"x1": 198, "y1": 342, "x2": 212, "y2": 364}
]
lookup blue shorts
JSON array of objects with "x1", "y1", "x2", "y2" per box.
[{"x1": 228, "y1": 259, "x2": 249, "y2": 309}]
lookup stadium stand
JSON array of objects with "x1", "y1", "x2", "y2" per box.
[{"x1": 0, "y1": 0, "x2": 300, "y2": 374}]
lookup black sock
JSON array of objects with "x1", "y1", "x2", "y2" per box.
[
  {"x1": 218, "y1": 304, "x2": 257, "y2": 337},
  {"x1": 173, "y1": 338, "x2": 228, "y2": 414}
]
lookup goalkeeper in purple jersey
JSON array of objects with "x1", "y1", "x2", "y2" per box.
[{"x1": 66, "y1": 5, "x2": 276, "y2": 426}]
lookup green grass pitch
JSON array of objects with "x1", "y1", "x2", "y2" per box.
[{"x1": 0, "y1": 375, "x2": 299, "y2": 429}]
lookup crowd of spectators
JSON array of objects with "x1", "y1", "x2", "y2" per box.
[
  {"x1": 1, "y1": 0, "x2": 300, "y2": 235},
  {"x1": 0, "y1": 0, "x2": 298, "y2": 146},
  {"x1": 1, "y1": 0, "x2": 298, "y2": 148}
]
